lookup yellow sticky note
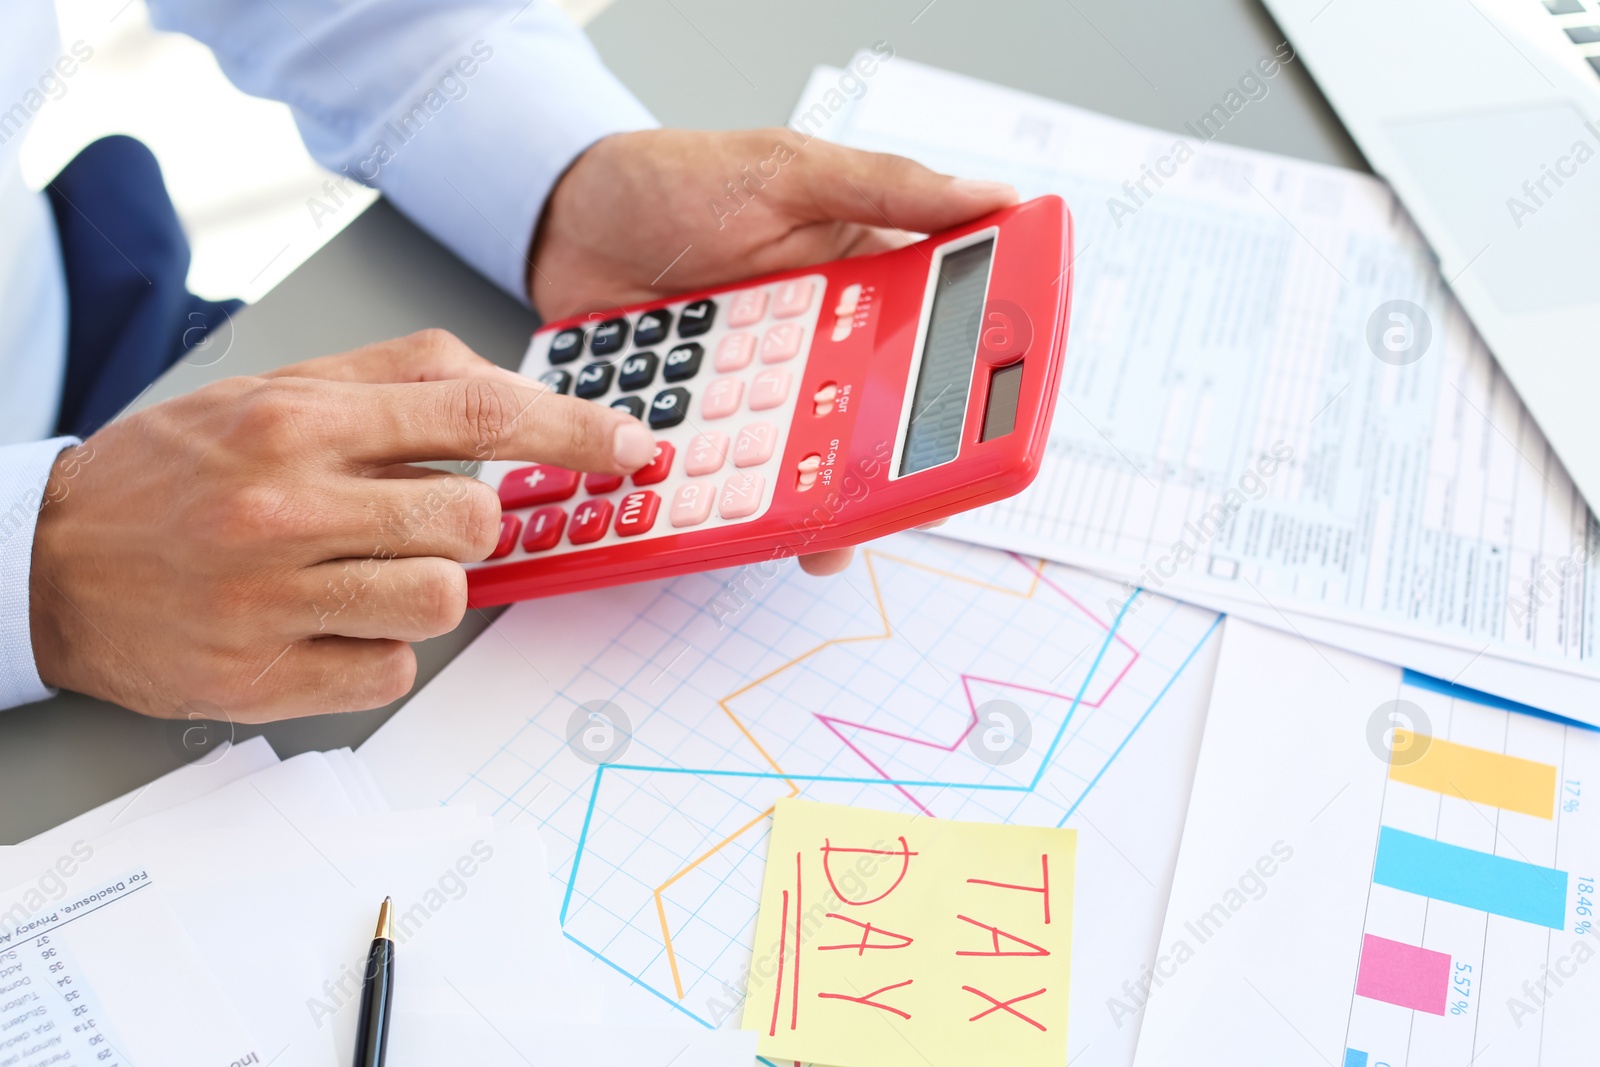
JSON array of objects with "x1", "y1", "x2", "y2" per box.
[{"x1": 743, "y1": 798, "x2": 1075, "y2": 1067}]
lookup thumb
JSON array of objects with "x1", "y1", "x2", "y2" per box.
[{"x1": 782, "y1": 135, "x2": 1019, "y2": 235}]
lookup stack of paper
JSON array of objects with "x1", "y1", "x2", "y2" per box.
[
  {"x1": 796, "y1": 56, "x2": 1600, "y2": 723},
  {"x1": 0, "y1": 737, "x2": 755, "y2": 1066}
]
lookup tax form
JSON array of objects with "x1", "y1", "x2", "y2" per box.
[
  {"x1": 0, "y1": 867, "x2": 259, "y2": 1067},
  {"x1": 797, "y1": 58, "x2": 1600, "y2": 719}
]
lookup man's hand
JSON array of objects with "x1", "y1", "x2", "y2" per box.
[
  {"x1": 27, "y1": 331, "x2": 656, "y2": 722},
  {"x1": 531, "y1": 129, "x2": 1013, "y2": 575}
]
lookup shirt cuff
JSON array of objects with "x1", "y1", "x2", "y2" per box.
[
  {"x1": 0, "y1": 437, "x2": 78, "y2": 711},
  {"x1": 371, "y1": 8, "x2": 658, "y2": 301}
]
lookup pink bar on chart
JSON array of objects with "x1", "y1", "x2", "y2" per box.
[{"x1": 1355, "y1": 934, "x2": 1450, "y2": 1015}]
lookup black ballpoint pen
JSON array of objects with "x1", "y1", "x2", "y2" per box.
[{"x1": 353, "y1": 897, "x2": 395, "y2": 1067}]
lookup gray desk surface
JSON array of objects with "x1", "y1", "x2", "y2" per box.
[{"x1": 0, "y1": 0, "x2": 1364, "y2": 843}]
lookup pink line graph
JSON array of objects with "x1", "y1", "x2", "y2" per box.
[{"x1": 816, "y1": 555, "x2": 1142, "y2": 815}]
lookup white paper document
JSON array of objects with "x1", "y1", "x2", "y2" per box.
[
  {"x1": 795, "y1": 58, "x2": 1600, "y2": 721},
  {"x1": 361, "y1": 531, "x2": 1225, "y2": 1067},
  {"x1": 1134, "y1": 619, "x2": 1599, "y2": 1066},
  {"x1": 0, "y1": 865, "x2": 262, "y2": 1067}
]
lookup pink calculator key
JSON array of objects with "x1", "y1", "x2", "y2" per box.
[
  {"x1": 718, "y1": 473, "x2": 765, "y2": 519},
  {"x1": 772, "y1": 280, "x2": 814, "y2": 319},
  {"x1": 702, "y1": 377, "x2": 744, "y2": 419},
  {"x1": 685, "y1": 432, "x2": 729, "y2": 476},
  {"x1": 669, "y1": 482, "x2": 716, "y2": 527},
  {"x1": 727, "y1": 289, "x2": 769, "y2": 328},
  {"x1": 760, "y1": 323, "x2": 804, "y2": 364},
  {"x1": 733, "y1": 422, "x2": 778, "y2": 468},
  {"x1": 748, "y1": 369, "x2": 791, "y2": 411},
  {"x1": 714, "y1": 332, "x2": 756, "y2": 372}
]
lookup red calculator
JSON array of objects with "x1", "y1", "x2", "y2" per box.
[{"x1": 467, "y1": 194, "x2": 1074, "y2": 606}]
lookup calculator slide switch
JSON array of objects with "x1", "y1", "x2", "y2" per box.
[
  {"x1": 500, "y1": 465, "x2": 579, "y2": 508},
  {"x1": 834, "y1": 283, "x2": 861, "y2": 316},
  {"x1": 795, "y1": 453, "x2": 822, "y2": 491},
  {"x1": 520, "y1": 507, "x2": 567, "y2": 553},
  {"x1": 812, "y1": 382, "x2": 838, "y2": 417},
  {"x1": 614, "y1": 490, "x2": 661, "y2": 537},
  {"x1": 568, "y1": 499, "x2": 612, "y2": 544}
]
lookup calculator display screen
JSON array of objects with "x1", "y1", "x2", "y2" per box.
[{"x1": 898, "y1": 238, "x2": 995, "y2": 475}]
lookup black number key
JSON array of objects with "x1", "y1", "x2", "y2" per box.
[
  {"x1": 538, "y1": 368, "x2": 572, "y2": 394},
  {"x1": 611, "y1": 395, "x2": 646, "y2": 419},
  {"x1": 635, "y1": 309, "x2": 672, "y2": 346},
  {"x1": 618, "y1": 352, "x2": 658, "y2": 391},
  {"x1": 548, "y1": 327, "x2": 584, "y2": 364},
  {"x1": 590, "y1": 318, "x2": 629, "y2": 356},
  {"x1": 648, "y1": 387, "x2": 690, "y2": 429},
  {"x1": 677, "y1": 299, "x2": 716, "y2": 338},
  {"x1": 662, "y1": 342, "x2": 703, "y2": 382},
  {"x1": 574, "y1": 363, "x2": 615, "y2": 399}
]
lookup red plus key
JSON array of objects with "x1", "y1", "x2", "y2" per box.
[
  {"x1": 489, "y1": 514, "x2": 522, "y2": 559},
  {"x1": 500, "y1": 464, "x2": 579, "y2": 508},
  {"x1": 632, "y1": 442, "x2": 676, "y2": 487},
  {"x1": 568, "y1": 498, "x2": 612, "y2": 544},
  {"x1": 614, "y1": 491, "x2": 660, "y2": 537},
  {"x1": 520, "y1": 506, "x2": 566, "y2": 552}
]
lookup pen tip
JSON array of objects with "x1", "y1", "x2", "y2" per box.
[{"x1": 376, "y1": 896, "x2": 393, "y2": 941}]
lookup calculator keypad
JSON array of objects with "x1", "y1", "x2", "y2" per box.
[{"x1": 478, "y1": 273, "x2": 824, "y2": 558}]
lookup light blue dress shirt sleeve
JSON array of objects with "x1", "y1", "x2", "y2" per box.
[
  {"x1": 0, "y1": 1, "x2": 656, "y2": 711},
  {"x1": 0, "y1": 437, "x2": 78, "y2": 710},
  {"x1": 147, "y1": 0, "x2": 658, "y2": 298}
]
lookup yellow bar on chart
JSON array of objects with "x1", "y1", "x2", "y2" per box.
[{"x1": 1389, "y1": 730, "x2": 1556, "y2": 819}]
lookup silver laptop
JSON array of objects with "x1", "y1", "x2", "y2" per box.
[{"x1": 1265, "y1": 0, "x2": 1600, "y2": 510}]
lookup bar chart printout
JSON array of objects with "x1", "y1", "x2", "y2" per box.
[
  {"x1": 1345, "y1": 675, "x2": 1595, "y2": 1065},
  {"x1": 1127, "y1": 621, "x2": 1600, "y2": 1067}
]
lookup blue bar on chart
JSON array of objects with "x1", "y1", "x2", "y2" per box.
[
  {"x1": 1343, "y1": 1050, "x2": 1369, "y2": 1067},
  {"x1": 1373, "y1": 827, "x2": 1567, "y2": 929}
]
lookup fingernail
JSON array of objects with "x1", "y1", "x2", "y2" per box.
[
  {"x1": 612, "y1": 419, "x2": 655, "y2": 470},
  {"x1": 951, "y1": 178, "x2": 1018, "y2": 202}
]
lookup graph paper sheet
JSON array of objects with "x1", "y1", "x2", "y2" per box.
[
  {"x1": 1134, "y1": 618, "x2": 1599, "y2": 1066},
  {"x1": 360, "y1": 532, "x2": 1222, "y2": 1067},
  {"x1": 796, "y1": 58, "x2": 1600, "y2": 722}
]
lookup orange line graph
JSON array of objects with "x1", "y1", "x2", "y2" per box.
[{"x1": 653, "y1": 548, "x2": 1048, "y2": 1000}]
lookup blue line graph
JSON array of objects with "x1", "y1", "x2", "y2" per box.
[{"x1": 435, "y1": 534, "x2": 1223, "y2": 1039}]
